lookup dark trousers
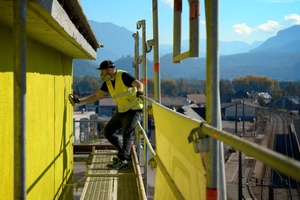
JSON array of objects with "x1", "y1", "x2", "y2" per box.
[{"x1": 102, "y1": 109, "x2": 142, "y2": 160}]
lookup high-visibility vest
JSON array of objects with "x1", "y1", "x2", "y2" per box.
[{"x1": 106, "y1": 70, "x2": 143, "y2": 113}]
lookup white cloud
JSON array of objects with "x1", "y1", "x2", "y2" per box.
[
  {"x1": 257, "y1": 20, "x2": 280, "y2": 32},
  {"x1": 284, "y1": 14, "x2": 300, "y2": 25},
  {"x1": 161, "y1": 0, "x2": 173, "y2": 8},
  {"x1": 232, "y1": 23, "x2": 253, "y2": 35}
]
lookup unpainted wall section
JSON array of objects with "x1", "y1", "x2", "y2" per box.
[{"x1": 0, "y1": 26, "x2": 73, "y2": 199}]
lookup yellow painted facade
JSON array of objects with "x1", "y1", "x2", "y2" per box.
[{"x1": 0, "y1": 26, "x2": 74, "y2": 199}]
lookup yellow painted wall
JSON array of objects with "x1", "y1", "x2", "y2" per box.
[
  {"x1": 0, "y1": 26, "x2": 73, "y2": 199},
  {"x1": 0, "y1": 27, "x2": 14, "y2": 200}
]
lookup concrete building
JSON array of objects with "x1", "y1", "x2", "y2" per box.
[
  {"x1": 0, "y1": 1, "x2": 99, "y2": 199},
  {"x1": 223, "y1": 103, "x2": 256, "y2": 122}
]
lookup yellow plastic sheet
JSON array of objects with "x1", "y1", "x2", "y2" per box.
[{"x1": 152, "y1": 103, "x2": 206, "y2": 200}]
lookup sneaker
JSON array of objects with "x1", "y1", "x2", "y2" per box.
[
  {"x1": 112, "y1": 156, "x2": 132, "y2": 162},
  {"x1": 107, "y1": 159, "x2": 128, "y2": 170},
  {"x1": 112, "y1": 156, "x2": 119, "y2": 162}
]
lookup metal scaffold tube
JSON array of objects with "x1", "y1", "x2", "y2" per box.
[
  {"x1": 152, "y1": 0, "x2": 161, "y2": 103},
  {"x1": 189, "y1": 0, "x2": 199, "y2": 57},
  {"x1": 173, "y1": 0, "x2": 199, "y2": 62},
  {"x1": 132, "y1": 31, "x2": 140, "y2": 79},
  {"x1": 137, "y1": 19, "x2": 149, "y2": 195},
  {"x1": 205, "y1": 0, "x2": 226, "y2": 199},
  {"x1": 13, "y1": 0, "x2": 27, "y2": 199}
]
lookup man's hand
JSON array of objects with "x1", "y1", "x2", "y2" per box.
[
  {"x1": 68, "y1": 94, "x2": 80, "y2": 106},
  {"x1": 136, "y1": 91, "x2": 143, "y2": 98}
]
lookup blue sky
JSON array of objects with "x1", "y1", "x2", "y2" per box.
[{"x1": 80, "y1": 0, "x2": 300, "y2": 44}]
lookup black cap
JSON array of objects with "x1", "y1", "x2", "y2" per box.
[{"x1": 97, "y1": 60, "x2": 115, "y2": 70}]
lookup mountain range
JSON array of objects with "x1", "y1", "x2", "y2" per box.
[{"x1": 74, "y1": 21, "x2": 300, "y2": 81}]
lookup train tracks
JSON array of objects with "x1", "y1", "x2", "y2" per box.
[{"x1": 243, "y1": 109, "x2": 300, "y2": 200}]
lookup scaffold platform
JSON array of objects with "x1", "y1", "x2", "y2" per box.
[{"x1": 80, "y1": 148, "x2": 146, "y2": 200}]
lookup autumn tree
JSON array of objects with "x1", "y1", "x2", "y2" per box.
[
  {"x1": 220, "y1": 79, "x2": 235, "y2": 94},
  {"x1": 161, "y1": 79, "x2": 177, "y2": 96},
  {"x1": 232, "y1": 75, "x2": 279, "y2": 93}
]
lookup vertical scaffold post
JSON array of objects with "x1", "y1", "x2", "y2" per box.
[
  {"x1": 189, "y1": 0, "x2": 199, "y2": 57},
  {"x1": 152, "y1": 0, "x2": 161, "y2": 103},
  {"x1": 13, "y1": 0, "x2": 27, "y2": 199},
  {"x1": 132, "y1": 31, "x2": 140, "y2": 79},
  {"x1": 173, "y1": 0, "x2": 182, "y2": 63},
  {"x1": 137, "y1": 20, "x2": 149, "y2": 195},
  {"x1": 173, "y1": 0, "x2": 199, "y2": 62},
  {"x1": 132, "y1": 31, "x2": 143, "y2": 162},
  {"x1": 205, "y1": 0, "x2": 226, "y2": 199}
]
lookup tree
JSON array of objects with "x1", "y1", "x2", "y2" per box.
[
  {"x1": 147, "y1": 78, "x2": 154, "y2": 96},
  {"x1": 73, "y1": 76, "x2": 102, "y2": 93},
  {"x1": 284, "y1": 83, "x2": 299, "y2": 96},
  {"x1": 175, "y1": 78, "x2": 190, "y2": 96},
  {"x1": 161, "y1": 79, "x2": 177, "y2": 97},
  {"x1": 232, "y1": 75, "x2": 279, "y2": 93},
  {"x1": 220, "y1": 79, "x2": 235, "y2": 94}
]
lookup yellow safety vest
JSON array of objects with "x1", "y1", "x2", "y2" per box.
[{"x1": 106, "y1": 70, "x2": 143, "y2": 113}]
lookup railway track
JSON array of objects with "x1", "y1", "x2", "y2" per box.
[
  {"x1": 272, "y1": 112, "x2": 300, "y2": 200},
  {"x1": 243, "y1": 109, "x2": 300, "y2": 200}
]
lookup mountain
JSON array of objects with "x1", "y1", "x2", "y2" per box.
[
  {"x1": 158, "y1": 39, "x2": 262, "y2": 57},
  {"x1": 220, "y1": 41, "x2": 261, "y2": 55},
  {"x1": 74, "y1": 22, "x2": 300, "y2": 81},
  {"x1": 88, "y1": 20, "x2": 260, "y2": 60},
  {"x1": 89, "y1": 21, "x2": 135, "y2": 62},
  {"x1": 251, "y1": 25, "x2": 300, "y2": 53},
  {"x1": 219, "y1": 52, "x2": 300, "y2": 80}
]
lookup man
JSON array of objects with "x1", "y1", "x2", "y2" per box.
[{"x1": 69, "y1": 60, "x2": 143, "y2": 169}]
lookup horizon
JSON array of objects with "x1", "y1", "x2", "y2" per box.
[{"x1": 80, "y1": 0, "x2": 300, "y2": 45}]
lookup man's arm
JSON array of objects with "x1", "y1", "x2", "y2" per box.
[
  {"x1": 79, "y1": 89, "x2": 107, "y2": 104},
  {"x1": 131, "y1": 79, "x2": 143, "y2": 93}
]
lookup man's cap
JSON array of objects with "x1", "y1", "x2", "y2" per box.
[{"x1": 97, "y1": 60, "x2": 115, "y2": 70}]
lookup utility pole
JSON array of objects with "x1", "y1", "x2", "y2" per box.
[{"x1": 238, "y1": 99, "x2": 244, "y2": 200}]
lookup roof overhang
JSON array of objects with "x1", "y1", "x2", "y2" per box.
[{"x1": 0, "y1": 0, "x2": 100, "y2": 59}]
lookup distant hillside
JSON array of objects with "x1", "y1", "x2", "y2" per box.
[
  {"x1": 251, "y1": 25, "x2": 300, "y2": 53},
  {"x1": 74, "y1": 23, "x2": 300, "y2": 81},
  {"x1": 88, "y1": 20, "x2": 260, "y2": 60},
  {"x1": 89, "y1": 21, "x2": 135, "y2": 62},
  {"x1": 73, "y1": 59, "x2": 98, "y2": 77},
  {"x1": 219, "y1": 52, "x2": 300, "y2": 80},
  {"x1": 74, "y1": 51, "x2": 300, "y2": 81}
]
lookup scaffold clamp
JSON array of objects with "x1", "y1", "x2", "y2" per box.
[
  {"x1": 188, "y1": 123, "x2": 209, "y2": 153},
  {"x1": 148, "y1": 157, "x2": 157, "y2": 169}
]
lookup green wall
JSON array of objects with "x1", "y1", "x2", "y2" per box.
[{"x1": 0, "y1": 26, "x2": 74, "y2": 199}]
